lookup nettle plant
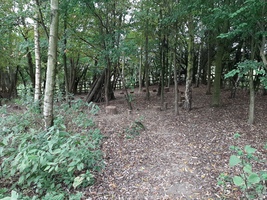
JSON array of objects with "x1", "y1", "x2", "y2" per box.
[
  {"x1": 0, "y1": 98, "x2": 103, "y2": 199},
  {"x1": 218, "y1": 134, "x2": 267, "y2": 199}
]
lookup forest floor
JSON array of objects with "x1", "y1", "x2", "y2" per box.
[{"x1": 82, "y1": 85, "x2": 267, "y2": 200}]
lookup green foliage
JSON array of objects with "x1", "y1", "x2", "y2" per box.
[
  {"x1": 0, "y1": 190, "x2": 19, "y2": 200},
  {"x1": 224, "y1": 60, "x2": 267, "y2": 88},
  {"x1": 0, "y1": 99, "x2": 103, "y2": 199},
  {"x1": 0, "y1": 190, "x2": 82, "y2": 200},
  {"x1": 218, "y1": 135, "x2": 267, "y2": 199},
  {"x1": 225, "y1": 60, "x2": 265, "y2": 78}
]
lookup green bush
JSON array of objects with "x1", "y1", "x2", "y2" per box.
[
  {"x1": 0, "y1": 99, "x2": 103, "y2": 199},
  {"x1": 218, "y1": 134, "x2": 267, "y2": 199}
]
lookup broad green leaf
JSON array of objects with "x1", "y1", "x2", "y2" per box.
[
  {"x1": 248, "y1": 173, "x2": 260, "y2": 184},
  {"x1": 44, "y1": 166, "x2": 50, "y2": 171},
  {"x1": 77, "y1": 163, "x2": 84, "y2": 171},
  {"x1": 67, "y1": 167, "x2": 74, "y2": 172},
  {"x1": 52, "y1": 149, "x2": 62, "y2": 154},
  {"x1": 11, "y1": 190, "x2": 19, "y2": 200},
  {"x1": 73, "y1": 175, "x2": 84, "y2": 189},
  {"x1": 233, "y1": 133, "x2": 241, "y2": 139},
  {"x1": 261, "y1": 172, "x2": 267, "y2": 180},
  {"x1": 224, "y1": 69, "x2": 239, "y2": 79},
  {"x1": 229, "y1": 145, "x2": 236, "y2": 150},
  {"x1": 243, "y1": 164, "x2": 252, "y2": 174},
  {"x1": 244, "y1": 145, "x2": 256, "y2": 154},
  {"x1": 229, "y1": 155, "x2": 241, "y2": 167},
  {"x1": 18, "y1": 175, "x2": 25, "y2": 184},
  {"x1": 233, "y1": 176, "x2": 245, "y2": 186}
]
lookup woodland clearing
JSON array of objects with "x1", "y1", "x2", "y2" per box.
[{"x1": 82, "y1": 85, "x2": 267, "y2": 199}]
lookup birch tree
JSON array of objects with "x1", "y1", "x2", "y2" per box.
[
  {"x1": 183, "y1": 15, "x2": 194, "y2": 111},
  {"x1": 34, "y1": 4, "x2": 41, "y2": 102},
  {"x1": 43, "y1": 0, "x2": 59, "y2": 128}
]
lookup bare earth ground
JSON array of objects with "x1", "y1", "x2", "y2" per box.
[{"x1": 82, "y1": 85, "x2": 267, "y2": 200}]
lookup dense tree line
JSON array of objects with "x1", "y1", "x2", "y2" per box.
[{"x1": 0, "y1": 0, "x2": 266, "y2": 125}]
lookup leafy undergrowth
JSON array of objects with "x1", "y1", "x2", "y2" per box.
[{"x1": 0, "y1": 97, "x2": 103, "y2": 199}]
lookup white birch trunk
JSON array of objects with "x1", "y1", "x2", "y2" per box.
[
  {"x1": 43, "y1": 0, "x2": 59, "y2": 128},
  {"x1": 34, "y1": 13, "x2": 41, "y2": 102}
]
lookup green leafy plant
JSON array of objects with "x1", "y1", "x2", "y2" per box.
[
  {"x1": 218, "y1": 134, "x2": 267, "y2": 199},
  {"x1": 0, "y1": 99, "x2": 103, "y2": 198}
]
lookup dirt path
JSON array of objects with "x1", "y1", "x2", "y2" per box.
[{"x1": 83, "y1": 86, "x2": 267, "y2": 199}]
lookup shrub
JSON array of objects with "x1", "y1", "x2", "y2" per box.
[{"x1": 0, "y1": 99, "x2": 103, "y2": 199}]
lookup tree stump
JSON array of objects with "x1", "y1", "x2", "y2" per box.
[{"x1": 106, "y1": 106, "x2": 118, "y2": 114}]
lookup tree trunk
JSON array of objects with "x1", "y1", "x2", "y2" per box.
[
  {"x1": 184, "y1": 17, "x2": 194, "y2": 111},
  {"x1": 43, "y1": 0, "x2": 59, "y2": 129},
  {"x1": 34, "y1": 10, "x2": 41, "y2": 102},
  {"x1": 248, "y1": 69, "x2": 255, "y2": 124},
  {"x1": 26, "y1": 48, "x2": 35, "y2": 90},
  {"x1": 62, "y1": 9, "x2": 69, "y2": 96},
  {"x1": 211, "y1": 42, "x2": 224, "y2": 107},
  {"x1": 105, "y1": 63, "x2": 111, "y2": 106},
  {"x1": 160, "y1": 35, "x2": 165, "y2": 107},
  {"x1": 206, "y1": 33, "x2": 212, "y2": 95},
  {"x1": 174, "y1": 50, "x2": 179, "y2": 116},
  {"x1": 144, "y1": 9, "x2": 150, "y2": 100},
  {"x1": 139, "y1": 47, "x2": 143, "y2": 93},
  {"x1": 121, "y1": 54, "x2": 132, "y2": 110},
  {"x1": 195, "y1": 43, "x2": 202, "y2": 87}
]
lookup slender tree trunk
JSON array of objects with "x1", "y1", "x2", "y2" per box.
[
  {"x1": 63, "y1": 10, "x2": 69, "y2": 96},
  {"x1": 160, "y1": 36, "x2": 165, "y2": 107},
  {"x1": 206, "y1": 33, "x2": 212, "y2": 94},
  {"x1": 184, "y1": 17, "x2": 194, "y2": 111},
  {"x1": 105, "y1": 61, "x2": 111, "y2": 106},
  {"x1": 211, "y1": 42, "x2": 224, "y2": 107},
  {"x1": 26, "y1": 48, "x2": 35, "y2": 90},
  {"x1": 139, "y1": 47, "x2": 142, "y2": 93},
  {"x1": 248, "y1": 39, "x2": 257, "y2": 124},
  {"x1": 43, "y1": 0, "x2": 59, "y2": 129},
  {"x1": 195, "y1": 43, "x2": 202, "y2": 87},
  {"x1": 34, "y1": 11, "x2": 41, "y2": 102},
  {"x1": 248, "y1": 69, "x2": 255, "y2": 124},
  {"x1": 144, "y1": 11, "x2": 150, "y2": 100},
  {"x1": 174, "y1": 50, "x2": 179, "y2": 116},
  {"x1": 122, "y1": 54, "x2": 132, "y2": 110}
]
